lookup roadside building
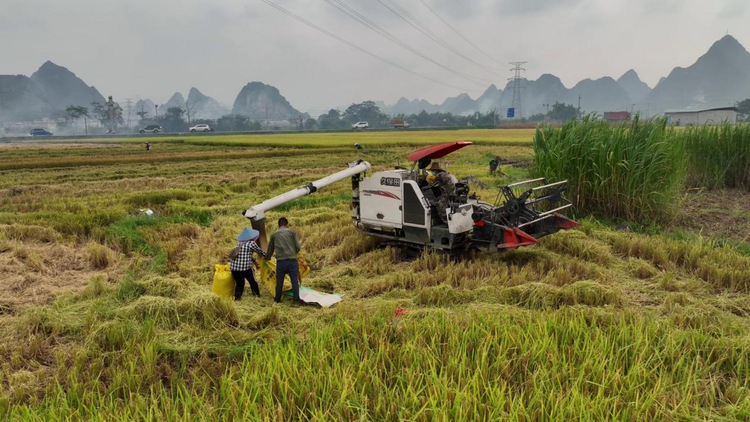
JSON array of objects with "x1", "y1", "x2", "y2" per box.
[
  {"x1": 603, "y1": 111, "x2": 631, "y2": 122},
  {"x1": 664, "y1": 106, "x2": 738, "y2": 126}
]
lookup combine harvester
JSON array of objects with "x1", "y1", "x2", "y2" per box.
[{"x1": 244, "y1": 142, "x2": 578, "y2": 256}]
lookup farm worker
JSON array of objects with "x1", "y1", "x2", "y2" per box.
[
  {"x1": 489, "y1": 156, "x2": 499, "y2": 175},
  {"x1": 230, "y1": 228, "x2": 266, "y2": 300},
  {"x1": 489, "y1": 156, "x2": 507, "y2": 177},
  {"x1": 426, "y1": 162, "x2": 455, "y2": 223},
  {"x1": 266, "y1": 217, "x2": 302, "y2": 305},
  {"x1": 145, "y1": 142, "x2": 151, "y2": 151},
  {"x1": 354, "y1": 143, "x2": 363, "y2": 150}
]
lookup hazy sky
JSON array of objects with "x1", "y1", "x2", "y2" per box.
[{"x1": 1, "y1": 0, "x2": 748, "y2": 115}]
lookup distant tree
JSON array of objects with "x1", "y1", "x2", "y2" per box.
[
  {"x1": 343, "y1": 101, "x2": 389, "y2": 127},
  {"x1": 65, "y1": 105, "x2": 89, "y2": 122},
  {"x1": 526, "y1": 113, "x2": 547, "y2": 122},
  {"x1": 165, "y1": 107, "x2": 185, "y2": 119},
  {"x1": 304, "y1": 117, "x2": 318, "y2": 130},
  {"x1": 91, "y1": 100, "x2": 124, "y2": 129},
  {"x1": 317, "y1": 109, "x2": 347, "y2": 130},
  {"x1": 135, "y1": 100, "x2": 150, "y2": 124},
  {"x1": 184, "y1": 99, "x2": 198, "y2": 124},
  {"x1": 215, "y1": 114, "x2": 261, "y2": 132},
  {"x1": 391, "y1": 109, "x2": 508, "y2": 128},
  {"x1": 158, "y1": 107, "x2": 187, "y2": 132},
  {"x1": 738, "y1": 98, "x2": 750, "y2": 121},
  {"x1": 547, "y1": 102, "x2": 579, "y2": 122}
]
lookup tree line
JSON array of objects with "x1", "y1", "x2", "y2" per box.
[{"x1": 60, "y1": 97, "x2": 749, "y2": 134}]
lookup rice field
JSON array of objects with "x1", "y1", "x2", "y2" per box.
[
  {"x1": 10, "y1": 128, "x2": 535, "y2": 149},
  {"x1": 1, "y1": 129, "x2": 749, "y2": 420}
]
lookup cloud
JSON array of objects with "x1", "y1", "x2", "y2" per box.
[
  {"x1": 718, "y1": 0, "x2": 749, "y2": 18},
  {"x1": 493, "y1": 0, "x2": 585, "y2": 16}
]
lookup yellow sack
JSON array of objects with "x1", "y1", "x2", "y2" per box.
[
  {"x1": 212, "y1": 264, "x2": 235, "y2": 298},
  {"x1": 255, "y1": 256, "x2": 311, "y2": 297}
]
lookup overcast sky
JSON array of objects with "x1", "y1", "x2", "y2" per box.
[{"x1": 1, "y1": 0, "x2": 748, "y2": 115}]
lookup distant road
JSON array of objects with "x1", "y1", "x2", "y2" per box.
[{"x1": 0, "y1": 125, "x2": 509, "y2": 142}]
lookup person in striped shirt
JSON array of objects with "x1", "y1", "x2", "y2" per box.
[{"x1": 230, "y1": 228, "x2": 266, "y2": 300}]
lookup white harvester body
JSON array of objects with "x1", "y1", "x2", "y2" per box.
[{"x1": 244, "y1": 142, "x2": 578, "y2": 254}]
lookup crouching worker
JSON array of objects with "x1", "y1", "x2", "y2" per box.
[
  {"x1": 267, "y1": 217, "x2": 302, "y2": 305},
  {"x1": 230, "y1": 228, "x2": 265, "y2": 300}
]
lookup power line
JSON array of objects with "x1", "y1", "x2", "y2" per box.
[
  {"x1": 377, "y1": 0, "x2": 499, "y2": 75},
  {"x1": 455, "y1": 0, "x2": 503, "y2": 48},
  {"x1": 260, "y1": 0, "x2": 478, "y2": 92},
  {"x1": 323, "y1": 0, "x2": 491, "y2": 86},
  {"x1": 417, "y1": 0, "x2": 502, "y2": 66}
]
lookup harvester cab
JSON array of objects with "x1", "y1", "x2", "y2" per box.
[{"x1": 244, "y1": 141, "x2": 579, "y2": 254}]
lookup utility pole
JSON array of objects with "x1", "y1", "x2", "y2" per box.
[
  {"x1": 155, "y1": 104, "x2": 159, "y2": 121},
  {"x1": 107, "y1": 96, "x2": 115, "y2": 131},
  {"x1": 543, "y1": 103, "x2": 550, "y2": 115},
  {"x1": 577, "y1": 95, "x2": 582, "y2": 115},
  {"x1": 508, "y1": 62, "x2": 527, "y2": 120}
]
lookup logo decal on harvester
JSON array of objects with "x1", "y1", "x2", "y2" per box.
[
  {"x1": 380, "y1": 177, "x2": 401, "y2": 187},
  {"x1": 363, "y1": 190, "x2": 400, "y2": 200}
]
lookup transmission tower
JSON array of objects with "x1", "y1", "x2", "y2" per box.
[
  {"x1": 509, "y1": 61, "x2": 527, "y2": 119},
  {"x1": 124, "y1": 98, "x2": 134, "y2": 128}
]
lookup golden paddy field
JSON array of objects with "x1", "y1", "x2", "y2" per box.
[{"x1": 1, "y1": 129, "x2": 749, "y2": 420}]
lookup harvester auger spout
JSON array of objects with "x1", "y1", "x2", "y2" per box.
[{"x1": 243, "y1": 160, "x2": 372, "y2": 249}]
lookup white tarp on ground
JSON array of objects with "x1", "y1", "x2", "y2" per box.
[{"x1": 299, "y1": 286, "x2": 342, "y2": 308}]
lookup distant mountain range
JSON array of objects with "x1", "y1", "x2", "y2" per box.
[
  {"x1": 381, "y1": 35, "x2": 750, "y2": 117},
  {"x1": 643, "y1": 35, "x2": 750, "y2": 110},
  {"x1": 384, "y1": 72, "x2": 635, "y2": 117},
  {"x1": 231, "y1": 82, "x2": 307, "y2": 120},
  {"x1": 1, "y1": 35, "x2": 749, "y2": 123},
  {"x1": 0, "y1": 61, "x2": 104, "y2": 122},
  {"x1": 160, "y1": 88, "x2": 230, "y2": 120}
]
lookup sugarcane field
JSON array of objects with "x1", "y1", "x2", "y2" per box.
[{"x1": 0, "y1": 122, "x2": 748, "y2": 419}]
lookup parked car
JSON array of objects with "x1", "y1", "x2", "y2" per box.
[
  {"x1": 139, "y1": 125, "x2": 163, "y2": 134},
  {"x1": 30, "y1": 128, "x2": 53, "y2": 136},
  {"x1": 391, "y1": 119, "x2": 410, "y2": 129},
  {"x1": 189, "y1": 124, "x2": 212, "y2": 132},
  {"x1": 352, "y1": 122, "x2": 369, "y2": 130}
]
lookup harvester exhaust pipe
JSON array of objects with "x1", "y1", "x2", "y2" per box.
[{"x1": 243, "y1": 161, "x2": 371, "y2": 248}]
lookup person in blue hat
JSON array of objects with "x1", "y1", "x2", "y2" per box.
[{"x1": 230, "y1": 227, "x2": 266, "y2": 300}]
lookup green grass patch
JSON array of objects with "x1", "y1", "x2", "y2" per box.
[{"x1": 680, "y1": 123, "x2": 750, "y2": 190}]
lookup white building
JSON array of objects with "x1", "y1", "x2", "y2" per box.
[{"x1": 664, "y1": 106, "x2": 738, "y2": 126}]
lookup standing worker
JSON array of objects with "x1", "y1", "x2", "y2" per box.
[
  {"x1": 266, "y1": 217, "x2": 302, "y2": 305},
  {"x1": 229, "y1": 228, "x2": 265, "y2": 300}
]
